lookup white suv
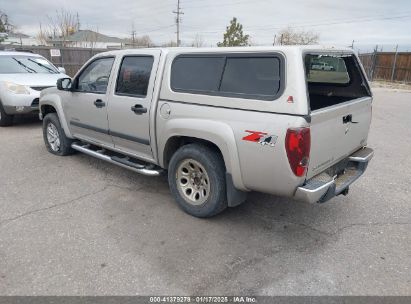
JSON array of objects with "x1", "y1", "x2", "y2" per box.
[{"x1": 0, "y1": 51, "x2": 68, "y2": 126}]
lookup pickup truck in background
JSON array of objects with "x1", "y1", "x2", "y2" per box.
[
  {"x1": 39, "y1": 46, "x2": 374, "y2": 218},
  {"x1": 311, "y1": 61, "x2": 335, "y2": 71}
]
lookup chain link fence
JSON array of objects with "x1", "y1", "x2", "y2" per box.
[{"x1": 359, "y1": 51, "x2": 411, "y2": 84}]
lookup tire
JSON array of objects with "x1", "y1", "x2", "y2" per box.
[
  {"x1": 42, "y1": 113, "x2": 75, "y2": 156},
  {"x1": 0, "y1": 102, "x2": 14, "y2": 127},
  {"x1": 168, "y1": 143, "x2": 227, "y2": 218}
]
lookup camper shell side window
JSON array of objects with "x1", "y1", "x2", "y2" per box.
[{"x1": 170, "y1": 53, "x2": 285, "y2": 101}]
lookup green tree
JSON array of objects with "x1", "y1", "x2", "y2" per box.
[
  {"x1": 0, "y1": 13, "x2": 6, "y2": 42},
  {"x1": 217, "y1": 17, "x2": 249, "y2": 47},
  {"x1": 0, "y1": 12, "x2": 6, "y2": 32}
]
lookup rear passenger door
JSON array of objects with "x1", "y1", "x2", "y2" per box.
[{"x1": 107, "y1": 51, "x2": 161, "y2": 160}]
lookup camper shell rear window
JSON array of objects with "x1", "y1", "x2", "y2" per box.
[{"x1": 305, "y1": 53, "x2": 371, "y2": 111}]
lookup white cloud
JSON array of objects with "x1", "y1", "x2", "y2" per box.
[{"x1": 3, "y1": 0, "x2": 411, "y2": 50}]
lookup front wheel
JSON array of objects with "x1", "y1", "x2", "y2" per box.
[
  {"x1": 42, "y1": 113, "x2": 74, "y2": 156},
  {"x1": 0, "y1": 102, "x2": 14, "y2": 127},
  {"x1": 168, "y1": 144, "x2": 227, "y2": 218}
]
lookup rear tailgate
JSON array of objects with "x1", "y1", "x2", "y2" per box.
[
  {"x1": 304, "y1": 52, "x2": 372, "y2": 179},
  {"x1": 307, "y1": 97, "x2": 372, "y2": 179}
]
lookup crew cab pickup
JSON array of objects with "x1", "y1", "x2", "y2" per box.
[{"x1": 39, "y1": 46, "x2": 374, "y2": 217}]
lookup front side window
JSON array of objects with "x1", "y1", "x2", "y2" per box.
[
  {"x1": 116, "y1": 56, "x2": 154, "y2": 97},
  {"x1": 77, "y1": 57, "x2": 114, "y2": 93},
  {"x1": 170, "y1": 54, "x2": 283, "y2": 100},
  {"x1": 0, "y1": 56, "x2": 59, "y2": 74}
]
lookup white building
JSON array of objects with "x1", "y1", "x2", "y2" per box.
[
  {"x1": 48, "y1": 30, "x2": 125, "y2": 49},
  {"x1": 1, "y1": 32, "x2": 41, "y2": 46}
]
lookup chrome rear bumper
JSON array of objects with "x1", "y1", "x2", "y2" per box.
[{"x1": 294, "y1": 147, "x2": 374, "y2": 204}]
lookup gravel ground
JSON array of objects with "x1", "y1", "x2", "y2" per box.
[{"x1": 0, "y1": 89, "x2": 410, "y2": 296}]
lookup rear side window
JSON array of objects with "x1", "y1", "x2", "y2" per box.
[
  {"x1": 116, "y1": 56, "x2": 154, "y2": 97},
  {"x1": 171, "y1": 54, "x2": 283, "y2": 100}
]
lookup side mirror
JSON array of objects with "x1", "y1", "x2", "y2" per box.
[
  {"x1": 57, "y1": 78, "x2": 72, "y2": 91},
  {"x1": 57, "y1": 67, "x2": 66, "y2": 74}
]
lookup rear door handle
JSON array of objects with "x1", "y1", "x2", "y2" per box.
[
  {"x1": 94, "y1": 99, "x2": 105, "y2": 108},
  {"x1": 131, "y1": 104, "x2": 147, "y2": 115}
]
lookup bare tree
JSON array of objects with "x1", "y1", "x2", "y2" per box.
[
  {"x1": 275, "y1": 27, "x2": 319, "y2": 45},
  {"x1": 125, "y1": 34, "x2": 153, "y2": 48},
  {"x1": 136, "y1": 35, "x2": 153, "y2": 47},
  {"x1": 83, "y1": 27, "x2": 100, "y2": 49},
  {"x1": 36, "y1": 9, "x2": 79, "y2": 46},
  {"x1": 191, "y1": 34, "x2": 205, "y2": 47},
  {"x1": 36, "y1": 23, "x2": 49, "y2": 45},
  {"x1": 162, "y1": 40, "x2": 178, "y2": 47}
]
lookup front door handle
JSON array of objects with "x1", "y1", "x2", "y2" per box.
[
  {"x1": 131, "y1": 104, "x2": 147, "y2": 115},
  {"x1": 94, "y1": 99, "x2": 105, "y2": 108}
]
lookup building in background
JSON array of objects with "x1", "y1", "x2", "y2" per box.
[
  {"x1": 47, "y1": 30, "x2": 125, "y2": 49},
  {"x1": 1, "y1": 32, "x2": 40, "y2": 46}
]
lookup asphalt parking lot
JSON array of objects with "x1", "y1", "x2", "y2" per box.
[{"x1": 0, "y1": 89, "x2": 410, "y2": 296}]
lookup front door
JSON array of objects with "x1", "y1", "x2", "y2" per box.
[
  {"x1": 65, "y1": 56, "x2": 115, "y2": 147},
  {"x1": 107, "y1": 51, "x2": 160, "y2": 161}
]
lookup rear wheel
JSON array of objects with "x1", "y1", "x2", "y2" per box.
[
  {"x1": 42, "y1": 113, "x2": 74, "y2": 156},
  {"x1": 0, "y1": 102, "x2": 14, "y2": 127},
  {"x1": 168, "y1": 144, "x2": 227, "y2": 218}
]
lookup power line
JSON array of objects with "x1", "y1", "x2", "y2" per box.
[
  {"x1": 183, "y1": 0, "x2": 271, "y2": 10},
  {"x1": 181, "y1": 13, "x2": 411, "y2": 35}
]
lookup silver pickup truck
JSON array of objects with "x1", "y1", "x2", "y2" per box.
[{"x1": 39, "y1": 46, "x2": 374, "y2": 217}]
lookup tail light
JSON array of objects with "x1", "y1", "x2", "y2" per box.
[{"x1": 285, "y1": 128, "x2": 311, "y2": 177}]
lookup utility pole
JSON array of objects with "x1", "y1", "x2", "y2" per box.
[
  {"x1": 76, "y1": 12, "x2": 81, "y2": 31},
  {"x1": 370, "y1": 44, "x2": 378, "y2": 81},
  {"x1": 173, "y1": 0, "x2": 184, "y2": 46},
  {"x1": 131, "y1": 22, "x2": 136, "y2": 48},
  {"x1": 391, "y1": 44, "x2": 399, "y2": 82}
]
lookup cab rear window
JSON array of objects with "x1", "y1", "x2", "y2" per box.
[{"x1": 171, "y1": 54, "x2": 284, "y2": 100}]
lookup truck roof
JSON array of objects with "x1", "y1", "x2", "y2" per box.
[{"x1": 95, "y1": 45, "x2": 356, "y2": 58}]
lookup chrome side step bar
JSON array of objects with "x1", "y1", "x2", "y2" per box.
[{"x1": 71, "y1": 143, "x2": 163, "y2": 176}]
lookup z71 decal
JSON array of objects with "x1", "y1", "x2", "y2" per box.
[{"x1": 242, "y1": 130, "x2": 278, "y2": 147}]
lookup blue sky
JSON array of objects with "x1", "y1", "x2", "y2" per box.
[{"x1": 2, "y1": 0, "x2": 411, "y2": 51}]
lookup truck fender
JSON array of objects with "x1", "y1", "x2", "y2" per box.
[
  {"x1": 40, "y1": 94, "x2": 74, "y2": 139},
  {"x1": 159, "y1": 118, "x2": 248, "y2": 192}
]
